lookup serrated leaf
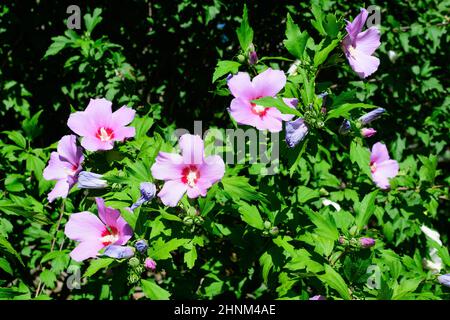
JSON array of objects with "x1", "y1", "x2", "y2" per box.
[
  {"x1": 318, "y1": 264, "x2": 352, "y2": 300},
  {"x1": 149, "y1": 238, "x2": 189, "y2": 260},
  {"x1": 83, "y1": 258, "x2": 114, "y2": 278},
  {"x1": 349, "y1": 140, "x2": 371, "y2": 177},
  {"x1": 283, "y1": 13, "x2": 309, "y2": 60},
  {"x1": 212, "y1": 60, "x2": 241, "y2": 83},
  {"x1": 238, "y1": 202, "x2": 264, "y2": 230},
  {"x1": 236, "y1": 5, "x2": 254, "y2": 51}
]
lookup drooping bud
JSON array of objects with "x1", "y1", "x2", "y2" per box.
[
  {"x1": 438, "y1": 274, "x2": 450, "y2": 288},
  {"x1": 338, "y1": 119, "x2": 351, "y2": 135},
  {"x1": 128, "y1": 257, "x2": 140, "y2": 268},
  {"x1": 135, "y1": 239, "x2": 148, "y2": 254},
  {"x1": 358, "y1": 108, "x2": 386, "y2": 125},
  {"x1": 285, "y1": 118, "x2": 309, "y2": 148},
  {"x1": 359, "y1": 237, "x2": 376, "y2": 248},
  {"x1": 130, "y1": 182, "x2": 157, "y2": 210},
  {"x1": 103, "y1": 245, "x2": 135, "y2": 259},
  {"x1": 361, "y1": 128, "x2": 377, "y2": 138},
  {"x1": 144, "y1": 257, "x2": 157, "y2": 271},
  {"x1": 77, "y1": 171, "x2": 108, "y2": 189}
]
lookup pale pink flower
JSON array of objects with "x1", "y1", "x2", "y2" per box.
[
  {"x1": 67, "y1": 98, "x2": 136, "y2": 151},
  {"x1": 370, "y1": 142, "x2": 399, "y2": 189},
  {"x1": 43, "y1": 135, "x2": 84, "y2": 202},
  {"x1": 342, "y1": 8, "x2": 381, "y2": 78},
  {"x1": 227, "y1": 68, "x2": 295, "y2": 132},
  {"x1": 151, "y1": 134, "x2": 225, "y2": 207},
  {"x1": 64, "y1": 198, "x2": 133, "y2": 262}
]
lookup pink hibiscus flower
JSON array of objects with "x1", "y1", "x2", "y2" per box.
[
  {"x1": 342, "y1": 8, "x2": 381, "y2": 78},
  {"x1": 43, "y1": 135, "x2": 84, "y2": 202},
  {"x1": 64, "y1": 197, "x2": 133, "y2": 262},
  {"x1": 151, "y1": 134, "x2": 225, "y2": 207},
  {"x1": 227, "y1": 68, "x2": 295, "y2": 132},
  {"x1": 67, "y1": 98, "x2": 136, "y2": 151},
  {"x1": 370, "y1": 142, "x2": 399, "y2": 189}
]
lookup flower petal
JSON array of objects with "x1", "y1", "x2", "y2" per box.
[
  {"x1": 346, "y1": 48, "x2": 380, "y2": 78},
  {"x1": 70, "y1": 241, "x2": 105, "y2": 262},
  {"x1": 229, "y1": 98, "x2": 260, "y2": 128},
  {"x1": 113, "y1": 126, "x2": 136, "y2": 141},
  {"x1": 370, "y1": 142, "x2": 390, "y2": 164},
  {"x1": 346, "y1": 8, "x2": 368, "y2": 43},
  {"x1": 355, "y1": 26, "x2": 381, "y2": 56},
  {"x1": 227, "y1": 72, "x2": 254, "y2": 99},
  {"x1": 114, "y1": 216, "x2": 133, "y2": 245},
  {"x1": 81, "y1": 136, "x2": 113, "y2": 151},
  {"x1": 372, "y1": 159, "x2": 399, "y2": 189},
  {"x1": 157, "y1": 180, "x2": 187, "y2": 207},
  {"x1": 47, "y1": 179, "x2": 71, "y2": 202},
  {"x1": 57, "y1": 135, "x2": 84, "y2": 167},
  {"x1": 252, "y1": 68, "x2": 286, "y2": 97},
  {"x1": 43, "y1": 152, "x2": 70, "y2": 181},
  {"x1": 64, "y1": 211, "x2": 105, "y2": 242},
  {"x1": 201, "y1": 155, "x2": 225, "y2": 184},
  {"x1": 111, "y1": 106, "x2": 136, "y2": 127},
  {"x1": 179, "y1": 134, "x2": 204, "y2": 165},
  {"x1": 151, "y1": 152, "x2": 184, "y2": 180},
  {"x1": 95, "y1": 197, "x2": 120, "y2": 228}
]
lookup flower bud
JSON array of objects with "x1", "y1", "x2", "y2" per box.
[
  {"x1": 359, "y1": 237, "x2": 376, "y2": 248},
  {"x1": 103, "y1": 245, "x2": 135, "y2": 259},
  {"x1": 128, "y1": 257, "x2": 140, "y2": 268},
  {"x1": 144, "y1": 257, "x2": 157, "y2": 271},
  {"x1": 361, "y1": 128, "x2": 377, "y2": 138},
  {"x1": 358, "y1": 108, "x2": 386, "y2": 125},
  {"x1": 237, "y1": 54, "x2": 246, "y2": 63},
  {"x1": 285, "y1": 118, "x2": 309, "y2": 148},
  {"x1": 338, "y1": 120, "x2": 351, "y2": 135},
  {"x1": 438, "y1": 274, "x2": 450, "y2": 288},
  {"x1": 248, "y1": 50, "x2": 258, "y2": 65},
  {"x1": 128, "y1": 273, "x2": 140, "y2": 284},
  {"x1": 264, "y1": 221, "x2": 272, "y2": 229},
  {"x1": 269, "y1": 227, "x2": 279, "y2": 236},
  {"x1": 183, "y1": 216, "x2": 194, "y2": 226},
  {"x1": 77, "y1": 171, "x2": 108, "y2": 189},
  {"x1": 388, "y1": 50, "x2": 398, "y2": 63},
  {"x1": 130, "y1": 182, "x2": 157, "y2": 210},
  {"x1": 135, "y1": 239, "x2": 148, "y2": 254}
]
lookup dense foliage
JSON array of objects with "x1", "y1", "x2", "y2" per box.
[{"x1": 0, "y1": 1, "x2": 448, "y2": 300}]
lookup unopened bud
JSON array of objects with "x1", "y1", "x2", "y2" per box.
[{"x1": 359, "y1": 237, "x2": 376, "y2": 248}]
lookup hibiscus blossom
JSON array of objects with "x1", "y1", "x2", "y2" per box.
[
  {"x1": 151, "y1": 134, "x2": 225, "y2": 207},
  {"x1": 43, "y1": 135, "x2": 84, "y2": 202},
  {"x1": 67, "y1": 98, "x2": 136, "y2": 151},
  {"x1": 342, "y1": 8, "x2": 381, "y2": 78},
  {"x1": 64, "y1": 197, "x2": 133, "y2": 262},
  {"x1": 370, "y1": 142, "x2": 399, "y2": 189},
  {"x1": 227, "y1": 68, "x2": 295, "y2": 132}
]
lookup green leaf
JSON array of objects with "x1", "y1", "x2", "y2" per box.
[
  {"x1": 0, "y1": 257, "x2": 13, "y2": 275},
  {"x1": 326, "y1": 103, "x2": 377, "y2": 121},
  {"x1": 212, "y1": 60, "x2": 241, "y2": 83},
  {"x1": 0, "y1": 235, "x2": 24, "y2": 266},
  {"x1": 141, "y1": 279, "x2": 171, "y2": 300},
  {"x1": 305, "y1": 210, "x2": 338, "y2": 241},
  {"x1": 149, "y1": 238, "x2": 190, "y2": 260},
  {"x1": 238, "y1": 202, "x2": 264, "y2": 230},
  {"x1": 236, "y1": 5, "x2": 253, "y2": 51},
  {"x1": 318, "y1": 265, "x2": 352, "y2": 300},
  {"x1": 4, "y1": 175, "x2": 25, "y2": 193},
  {"x1": 221, "y1": 176, "x2": 266, "y2": 203},
  {"x1": 311, "y1": 4, "x2": 326, "y2": 35},
  {"x1": 297, "y1": 186, "x2": 320, "y2": 203},
  {"x1": 323, "y1": 14, "x2": 339, "y2": 38},
  {"x1": 355, "y1": 190, "x2": 378, "y2": 230},
  {"x1": 40, "y1": 269, "x2": 57, "y2": 289},
  {"x1": 0, "y1": 287, "x2": 28, "y2": 299},
  {"x1": 184, "y1": 245, "x2": 197, "y2": 269},
  {"x1": 43, "y1": 36, "x2": 70, "y2": 58},
  {"x1": 2, "y1": 131, "x2": 27, "y2": 149},
  {"x1": 83, "y1": 258, "x2": 114, "y2": 278},
  {"x1": 283, "y1": 13, "x2": 309, "y2": 60},
  {"x1": 349, "y1": 140, "x2": 371, "y2": 177},
  {"x1": 314, "y1": 39, "x2": 339, "y2": 67},
  {"x1": 251, "y1": 96, "x2": 301, "y2": 117},
  {"x1": 84, "y1": 8, "x2": 103, "y2": 33}
]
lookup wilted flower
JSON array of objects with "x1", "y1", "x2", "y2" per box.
[
  {"x1": 151, "y1": 134, "x2": 225, "y2": 207},
  {"x1": 43, "y1": 135, "x2": 84, "y2": 202},
  {"x1": 370, "y1": 142, "x2": 399, "y2": 189},
  {"x1": 103, "y1": 245, "x2": 135, "y2": 259},
  {"x1": 64, "y1": 197, "x2": 133, "y2": 262},
  {"x1": 285, "y1": 117, "x2": 308, "y2": 148},
  {"x1": 358, "y1": 108, "x2": 386, "y2": 125},
  {"x1": 135, "y1": 239, "x2": 148, "y2": 254},
  {"x1": 287, "y1": 59, "x2": 300, "y2": 76},
  {"x1": 144, "y1": 257, "x2": 157, "y2": 271},
  {"x1": 227, "y1": 68, "x2": 295, "y2": 132},
  {"x1": 77, "y1": 171, "x2": 108, "y2": 189},
  {"x1": 360, "y1": 237, "x2": 376, "y2": 248},
  {"x1": 130, "y1": 182, "x2": 157, "y2": 210},
  {"x1": 309, "y1": 295, "x2": 326, "y2": 300},
  {"x1": 67, "y1": 98, "x2": 136, "y2": 151},
  {"x1": 361, "y1": 128, "x2": 377, "y2": 138},
  {"x1": 342, "y1": 8, "x2": 381, "y2": 78},
  {"x1": 438, "y1": 274, "x2": 450, "y2": 288}
]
